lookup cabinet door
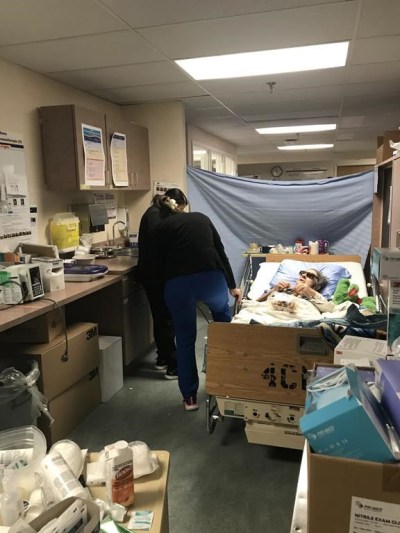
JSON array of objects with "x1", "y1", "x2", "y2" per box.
[
  {"x1": 122, "y1": 284, "x2": 151, "y2": 366},
  {"x1": 130, "y1": 124, "x2": 151, "y2": 191},
  {"x1": 39, "y1": 104, "x2": 109, "y2": 191}
]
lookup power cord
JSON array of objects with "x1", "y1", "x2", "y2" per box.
[
  {"x1": 42, "y1": 297, "x2": 69, "y2": 361},
  {"x1": 0, "y1": 279, "x2": 26, "y2": 306}
]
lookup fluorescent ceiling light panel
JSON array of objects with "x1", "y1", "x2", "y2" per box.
[
  {"x1": 193, "y1": 149, "x2": 207, "y2": 155},
  {"x1": 176, "y1": 42, "x2": 349, "y2": 80},
  {"x1": 256, "y1": 124, "x2": 336, "y2": 134},
  {"x1": 278, "y1": 144, "x2": 334, "y2": 150}
]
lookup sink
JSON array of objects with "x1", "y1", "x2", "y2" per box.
[{"x1": 114, "y1": 247, "x2": 139, "y2": 257}]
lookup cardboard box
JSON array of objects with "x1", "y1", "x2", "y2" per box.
[
  {"x1": 334, "y1": 335, "x2": 387, "y2": 366},
  {"x1": 28, "y1": 497, "x2": 100, "y2": 533},
  {"x1": 379, "y1": 130, "x2": 400, "y2": 162},
  {"x1": 0, "y1": 308, "x2": 65, "y2": 343},
  {"x1": 99, "y1": 335, "x2": 123, "y2": 402},
  {"x1": 372, "y1": 247, "x2": 400, "y2": 281},
  {"x1": 39, "y1": 369, "x2": 101, "y2": 445},
  {"x1": 206, "y1": 323, "x2": 333, "y2": 406},
  {"x1": 308, "y1": 445, "x2": 400, "y2": 533},
  {"x1": 375, "y1": 358, "x2": 400, "y2": 436},
  {"x1": 245, "y1": 421, "x2": 304, "y2": 449},
  {"x1": 300, "y1": 366, "x2": 396, "y2": 462},
  {"x1": 7, "y1": 322, "x2": 99, "y2": 401}
]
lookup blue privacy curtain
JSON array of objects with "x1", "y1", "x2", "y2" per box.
[{"x1": 187, "y1": 166, "x2": 374, "y2": 286}]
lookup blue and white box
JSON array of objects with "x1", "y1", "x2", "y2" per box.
[
  {"x1": 375, "y1": 358, "x2": 400, "y2": 437},
  {"x1": 300, "y1": 365, "x2": 397, "y2": 463}
]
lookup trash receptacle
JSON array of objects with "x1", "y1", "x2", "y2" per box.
[{"x1": 0, "y1": 359, "x2": 48, "y2": 431}]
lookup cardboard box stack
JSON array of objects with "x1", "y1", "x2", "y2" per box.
[
  {"x1": 0, "y1": 320, "x2": 101, "y2": 444},
  {"x1": 301, "y1": 362, "x2": 400, "y2": 533}
]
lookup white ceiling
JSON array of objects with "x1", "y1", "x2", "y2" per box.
[{"x1": 1, "y1": 0, "x2": 400, "y2": 162}]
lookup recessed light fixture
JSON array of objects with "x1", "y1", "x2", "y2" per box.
[
  {"x1": 175, "y1": 42, "x2": 349, "y2": 80},
  {"x1": 278, "y1": 144, "x2": 334, "y2": 150},
  {"x1": 256, "y1": 124, "x2": 337, "y2": 134},
  {"x1": 193, "y1": 149, "x2": 207, "y2": 155}
]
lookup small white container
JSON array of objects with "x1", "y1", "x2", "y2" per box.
[{"x1": 72, "y1": 254, "x2": 96, "y2": 265}]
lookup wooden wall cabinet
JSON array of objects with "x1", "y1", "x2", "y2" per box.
[
  {"x1": 39, "y1": 104, "x2": 150, "y2": 191},
  {"x1": 104, "y1": 114, "x2": 150, "y2": 191}
]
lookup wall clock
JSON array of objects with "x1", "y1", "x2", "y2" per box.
[{"x1": 271, "y1": 165, "x2": 283, "y2": 178}]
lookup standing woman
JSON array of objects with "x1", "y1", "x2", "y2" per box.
[
  {"x1": 136, "y1": 189, "x2": 188, "y2": 378},
  {"x1": 155, "y1": 196, "x2": 241, "y2": 411}
]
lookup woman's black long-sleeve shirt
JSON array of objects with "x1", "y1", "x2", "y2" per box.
[
  {"x1": 136, "y1": 204, "x2": 162, "y2": 283},
  {"x1": 155, "y1": 212, "x2": 236, "y2": 289}
]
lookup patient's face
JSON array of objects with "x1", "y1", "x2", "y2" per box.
[{"x1": 297, "y1": 269, "x2": 318, "y2": 288}]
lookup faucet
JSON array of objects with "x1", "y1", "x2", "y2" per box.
[{"x1": 112, "y1": 220, "x2": 128, "y2": 246}]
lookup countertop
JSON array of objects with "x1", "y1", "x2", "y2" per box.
[
  {"x1": 0, "y1": 256, "x2": 137, "y2": 333},
  {"x1": 94, "y1": 255, "x2": 137, "y2": 275}
]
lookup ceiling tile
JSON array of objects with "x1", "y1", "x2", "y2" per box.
[
  {"x1": 357, "y1": 0, "x2": 400, "y2": 38},
  {"x1": 339, "y1": 116, "x2": 365, "y2": 128},
  {"x1": 138, "y1": 3, "x2": 356, "y2": 59},
  {"x1": 0, "y1": 0, "x2": 128, "y2": 45},
  {"x1": 47, "y1": 61, "x2": 187, "y2": 91},
  {"x1": 92, "y1": 81, "x2": 207, "y2": 103},
  {"x1": 351, "y1": 36, "x2": 400, "y2": 64},
  {"x1": 101, "y1": 0, "x2": 345, "y2": 28},
  {"x1": 0, "y1": 31, "x2": 163, "y2": 73},
  {"x1": 348, "y1": 62, "x2": 400, "y2": 83}
]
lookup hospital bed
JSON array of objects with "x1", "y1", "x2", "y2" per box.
[{"x1": 205, "y1": 254, "x2": 370, "y2": 448}]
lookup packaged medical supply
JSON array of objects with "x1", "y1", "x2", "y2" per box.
[
  {"x1": 300, "y1": 365, "x2": 399, "y2": 462},
  {"x1": 372, "y1": 247, "x2": 400, "y2": 280},
  {"x1": 0, "y1": 426, "x2": 47, "y2": 499},
  {"x1": 334, "y1": 335, "x2": 387, "y2": 365},
  {"x1": 374, "y1": 358, "x2": 400, "y2": 437},
  {"x1": 0, "y1": 471, "x2": 24, "y2": 526},
  {"x1": 41, "y1": 450, "x2": 88, "y2": 501}
]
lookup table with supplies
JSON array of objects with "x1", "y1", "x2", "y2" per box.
[{"x1": 88, "y1": 450, "x2": 170, "y2": 533}]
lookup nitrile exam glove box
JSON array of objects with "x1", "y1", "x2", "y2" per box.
[
  {"x1": 300, "y1": 365, "x2": 398, "y2": 463},
  {"x1": 375, "y1": 358, "x2": 400, "y2": 437}
]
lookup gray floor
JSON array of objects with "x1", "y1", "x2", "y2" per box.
[{"x1": 69, "y1": 313, "x2": 302, "y2": 533}]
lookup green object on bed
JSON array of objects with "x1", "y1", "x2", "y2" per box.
[{"x1": 332, "y1": 278, "x2": 376, "y2": 313}]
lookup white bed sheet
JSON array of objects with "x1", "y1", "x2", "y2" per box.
[{"x1": 247, "y1": 260, "x2": 367, "y2": 301}]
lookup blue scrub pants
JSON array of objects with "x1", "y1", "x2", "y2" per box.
[{"x1": 164, "y1": 269, "x2": 232, "y2": 399}]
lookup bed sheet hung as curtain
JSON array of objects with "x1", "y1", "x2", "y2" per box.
[{"x1": 187, "y1": 166, "x2": 374, "y2": 287}]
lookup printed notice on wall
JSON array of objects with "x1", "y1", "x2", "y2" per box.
[
  {"x1": 0, "y1": 129, "x2": 32, "y2": 250},
  {"x1": 110, "y1": 132, "x2": 129, "y2": 187},
  {"x1": 93, "y1": 192, "x2": 117, "y2": 219},
  {"x1": 82, "y1": 124, "x2": 105, "y2": 186},
  {"x1": 349, "y1": 496, "x2": 400, "y2": 532},
  {"x1": 153, "y1": 180, "x2": 181, "y2": 195}
]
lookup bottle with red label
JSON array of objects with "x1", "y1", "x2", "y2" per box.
[
  {"x1": 105, "y1": 440, "x2": 134, "y2": 507},
  {"x1": 294, "y1": 239, "x2": 304, "y2": 254}
]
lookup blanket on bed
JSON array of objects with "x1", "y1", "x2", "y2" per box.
[{"x1": 233, "y1": 293, "x2": 354, "y2": 325}]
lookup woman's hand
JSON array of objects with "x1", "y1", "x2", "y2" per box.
[
  {"x1": 293, "y1": 283, "x2": 316, "y2": 299},
  {"x1": 230, "y1": 288, "x2": 242, "y2": 304},
  {"x1": 275, "y1": 281, "x2": 292, "y2": 292}
]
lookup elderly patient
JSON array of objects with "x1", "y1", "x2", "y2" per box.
[{"x1": 257, "y1": 268, "x2": 334, "y2": 313}]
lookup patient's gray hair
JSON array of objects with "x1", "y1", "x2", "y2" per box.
[{"x1": 313, "y1": 270, "x2": 328, "y2": 291}]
